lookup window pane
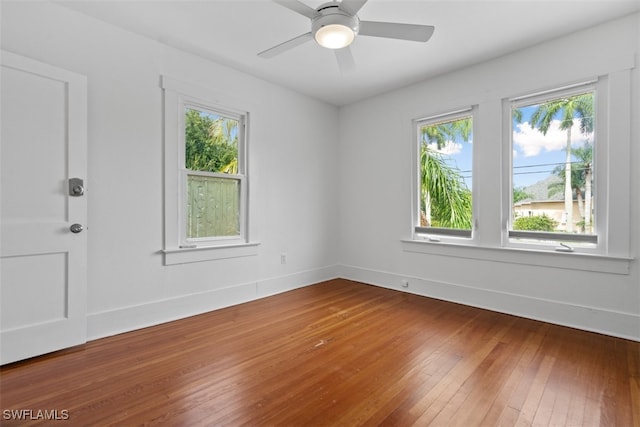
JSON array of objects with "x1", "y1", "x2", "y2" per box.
[
  {"x1": 185, "y1": 107, "x2": 238, "y2": 174},
  {"x1": 186, "y1": 175, "x2": 240, "y2": 239},
  {"x1": 183, "y1": 105, "x2": 243, "y2": 241},
  {"x1": 418, "y1": 115, "x2": 473, "y2": 232},
  {"x1": 511, "y1": 91, "x2": 595, "y2": 238}
]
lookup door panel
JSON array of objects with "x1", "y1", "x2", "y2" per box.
[
  {"x1": 1, "y1": 51, "x2": 87, "y2": 365},
  {"x1": 1, "y1": 253, "x2": 68, "y2": 329},
  {"x1": 1, "y1": 66, "x2": 68, "y2": 222}
]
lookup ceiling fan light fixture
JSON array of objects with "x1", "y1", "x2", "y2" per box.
[
  {"x1": 315, "y1": 24, "x2": 355, "y2": 49},
  {"x1": 260, "y1": 0, "x2": 436, "y2": 73},
  {"x1": 311, "y1": 5, "x2": 359, "y2": 50}
]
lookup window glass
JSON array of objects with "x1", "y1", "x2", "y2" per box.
[
  {"x1": 510, "y1": 89, "x2": 596, "y2": 244},
  {"x1": 417, "y1": 113, "x2": 473, "y2": 237},
  {"x1": 185, "y1": 107, "x2": 239, "y2": 174},
  {"x1": 184, "y1": 106, "x2": 243, "y2": 241},
  {"x1": 186, "y1": 174, "x2": 240, "y2": 239}
]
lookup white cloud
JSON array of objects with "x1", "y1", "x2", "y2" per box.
[
  {"x1": 513, "y1": 120, "x2": 592, "y2": 157},
  {"x1": 429, "y1": 140, "x2": 462, "y2": 155}
]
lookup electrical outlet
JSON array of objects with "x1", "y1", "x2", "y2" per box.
[
  {"x1": 401, "y1": 280, "x2": 409, "y2": 288},
  {"x1": 280, "y1": 253, "x2": 287, "y2": 264}
]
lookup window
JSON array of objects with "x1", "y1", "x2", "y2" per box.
[
  {"x1": 414, "y1": 108, "x2": 475, "y2": 239},
  {"x1": 182, "y1": 105, "x2": 245, "y2": 243},
  {"x1": 162, "y1": 77, "x2": 257, "y2": 265},
  {"x1": 507, "y1": 83, "x2": 598, "y2": 250},
  {"x1": 406, "y1": 70, "x2": 632, "y2": 272}
]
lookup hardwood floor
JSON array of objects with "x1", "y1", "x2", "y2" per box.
[{"x1": 1, "y1": 279, "x2": 638, "y2": 426}]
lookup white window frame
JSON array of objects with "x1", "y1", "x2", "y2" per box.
[
  {"x1": 404, "y1": 70, "x2": 632, "y2": 275},
  {"x1": 162, "y1": 76, "x2": 258, "y2": 265},
  {"x1": 503, "y1": 80, "x2": 602, "y2": 254},
  {"x1": 412, "y1": 106, "x2": 478, "y2": 244},
  {"x1": 180, "y1": 102, "x2": 247, "y2": 245}
]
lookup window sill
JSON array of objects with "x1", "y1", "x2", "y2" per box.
[
  {"x1": 163, "y1": 241, "x2": 260, "y2": 265},
  {"x1": 401, "y1": 239, "x2": 631, "y2": 275}
]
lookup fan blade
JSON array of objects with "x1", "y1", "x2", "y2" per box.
[
  {"x1": 338, "y1": 0, "x2": 368, "y2": 15},
  {"x1": 335, "y1": 46, "x2": 355, "y2": 74},
  {"x1": 258, "y1": 32, "x2": 313, "y2": 58},
  {"x1": 272, "y1": 0, "x2": 317, "y2": 19},
  {"x1": 359, "y1": 21, "x2": 435, "y2": 42}
]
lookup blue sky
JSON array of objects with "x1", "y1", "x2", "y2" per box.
[
  {"x1": 511, "y1": 105, "x2": 593, "y2": 188},
  {"x1": 189, "y1": 107, "x2": 239, "y2": 141},
  {"x1": 428, "y1": 105, "x2": 594, "y2": 190}
]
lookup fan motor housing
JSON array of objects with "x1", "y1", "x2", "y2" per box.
[{"x1": 311, "y1": 4, "x2": 360, "y2": 37}]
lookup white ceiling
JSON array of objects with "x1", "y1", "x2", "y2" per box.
[{"x1": 57, "y1": 0, "x2": 640, "y2": 106}]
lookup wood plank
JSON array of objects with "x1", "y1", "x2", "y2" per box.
[
  {"x1": 482, "y1": 323, "x2": 549, "y2": 425},
  {"x1": 1, "y1": 279, "x2": 638, "y2": 426}
]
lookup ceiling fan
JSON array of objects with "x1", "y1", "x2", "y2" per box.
[{"x1": 258, "y1": 0, "x2": 435, "y2": 73}]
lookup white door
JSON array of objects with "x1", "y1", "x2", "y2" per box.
[{"x1": 1, "y1": 51, "x2": 88, "y2": 365}]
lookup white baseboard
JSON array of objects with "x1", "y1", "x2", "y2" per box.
[
  {"x1": 87, "y1": 264, "x2": 639, "y2": 343},
  {"x1": 336, "y1": 265, "x2": 640, "y2": 342},
  {"x1": 87, "y1": 265, "x2": 339, "y2": 341}
]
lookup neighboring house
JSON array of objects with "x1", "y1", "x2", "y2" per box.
[
  {"x1": 514, "y1": 175, "x2": 593, "y2": 233},
  {"x1": 513, "y1": 199, "x2": 588, "y2": 232}
]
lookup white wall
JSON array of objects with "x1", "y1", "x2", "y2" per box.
[
  {"x1": 1, "y1": 1, "x2": 340, "y2": 339},
  {"x1": 338, "y1": 13, "x2": 640, "y2": 340},
  {"x1": 2, "y1": 2, "x2": 638, "y2": 342}
]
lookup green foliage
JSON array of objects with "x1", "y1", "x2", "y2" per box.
[
  {"x1": 529, "y1": 93, "x2": 593, "y2": 136},
  {"x1": 512, "y1": 108, "x2": 523, "y2": 124},
  {"x1": 185, "y1": 108, "x2": 238, "y2": 173},
  {"x1": 184, "y1": 108, "x2": 240, "y2": 239},
  {"x1": 430, "y1": 187, "x2": 472, "y2": 229},
  {"x1": 528, "y1": 92, "x2": 594, "y2": 234},
  {"x1": 513, "y1": 187, "x2": 532, "y2": 203},
  {"x1": 513, "y1": 214, "x2": 558, "y2": 232},
  {"x1": 420, "y1": 146, "x2": 472, "y2": 229},
  {"x1": 419, "y1": 117, "x2": 473, "y2": 230},
  {"x1": 547, "y1": 142, "x2": 593, "y2": 199},
  {"x1": 421, "y1": 117, "x2": 472, "y2": 149}
]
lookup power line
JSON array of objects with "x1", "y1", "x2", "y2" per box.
[
  {"x1": 514, "y1": 168, "x2": 590, "y2": 176},
  {"x1": 514, "y1": 160, "x2": 589, "y2": 169}
]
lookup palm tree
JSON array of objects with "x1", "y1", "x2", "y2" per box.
[
  {"x1": 208, "y1": 117, "x2": 238, "y2": 147},
  {"x1": 420, "y1": 146, "x2": 471, "y2": 228},
  {"x1": 185, "y1": 110, "x2": 238, "y2": 173},
  {"x1": 570, "y1": 143, "x2": 593, "y2": 233},
  {"x1": 420, "y1": 118, "x2": 472, "y2": 229},
  {"x1": 529, "y1": 93, "x2": 593, "y2": 233},
  {"x1": 548, "y1": 144, "x2": 593, "y2": 232},
  {"x1": 210, "y1": 117, "x2": 239, "y2": 174}
]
